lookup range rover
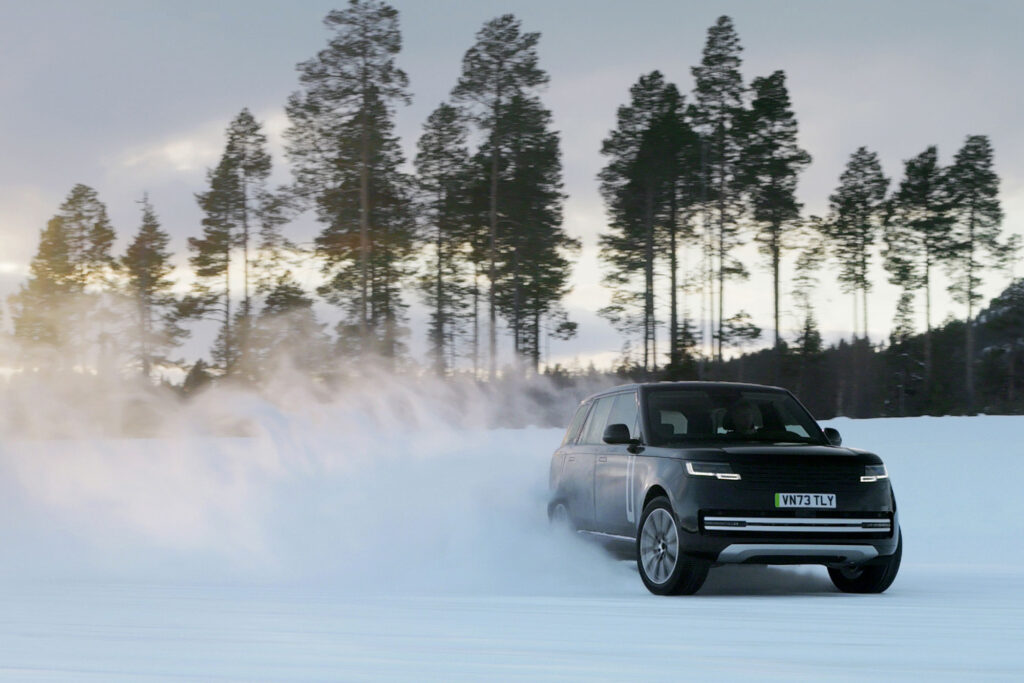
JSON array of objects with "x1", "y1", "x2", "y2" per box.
[{"x1": 548, "y1": 382, "x2": 901, "y2": 595}]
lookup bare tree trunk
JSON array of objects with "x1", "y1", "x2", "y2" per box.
[
  {"x1": 668, "y1": 189, "x2": 678, "y2": 368},
  {"x1": 852, "y1": 293, "x2": 858, "y2": 342},
  {"x1": 434, "y1": 191, "x2": 445, "y2": 375},
  {"x1": 771, "y1": 226, "x2": 781, "y2": 385},
  {"x1": 644, "y1": 189, "x2": 655, "y2": 372},
  {"x1": 924, "y1": 259, "x2": 933, "y2": 398},
  {"x1": 512, "y1": 246, "x2": 521, "y2": 362},
  {"x1": 717, "y1": 220, "x2": 724, "y2": 363},
  {"x1": 359, "y1": 106, "x2": 371, "y2": 346},
  {"x1": 862, "y1": 287, "x2": 869, "y2": 345},
  {"x1": 224, "y1": 262, "x2": 232, "y2": 373},
  {"x1": 966, "y1": 209, "x2": 977, "y2": 411},
  {"x1": 487, "y1": 88, "x2": 502, "y2": 380},
  {"x1": 472, "y1": 265, "x2": 480, "y2": 378},
  {"x1": 532, "y1": 308, "x2": 540, "y2": 375}
]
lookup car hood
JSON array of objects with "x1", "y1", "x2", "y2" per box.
[{"x1": 651, "y1": 443, "x2": 882, "y2": 464}]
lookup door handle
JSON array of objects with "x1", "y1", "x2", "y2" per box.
[
  {"x1": 567, "y1": 456, "x2": 575, "y2": 462},
  {"x1": 597, "y1": 456, "x2": 608, "y2": 463}
]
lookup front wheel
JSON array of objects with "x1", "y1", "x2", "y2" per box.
[
  {"x1": 637, "y1": 497, "x2": 708, "y2": 595},
  {"x1": 828, "y1": 530, "x2": 902, "y2": 594}
]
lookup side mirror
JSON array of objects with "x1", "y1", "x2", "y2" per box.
[
  {"x1": 603, "y1": 423, "x2": 632, "y2": 445},
  {"x1": 823, "y1": 427, "x2": 842, "y2": 446}
]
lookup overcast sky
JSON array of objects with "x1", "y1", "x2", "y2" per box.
[{"x1": 2, "y1": 0, "x2": 1022, "y2": 368}]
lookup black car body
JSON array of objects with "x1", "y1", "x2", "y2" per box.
[{"x1": 548, "y1": 382, "x2": 902, "y2": 595}]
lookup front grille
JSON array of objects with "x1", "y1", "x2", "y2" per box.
[{"x1": 735, "y1": 463, "x2": 863, "y2": 490}]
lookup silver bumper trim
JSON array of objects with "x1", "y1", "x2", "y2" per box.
[
  {"x1": 704, "y1": 516, "x2": 891, "y2": 534},
  {"x1": 717, "y1": 543, "x2": 880, "y2": 563}
]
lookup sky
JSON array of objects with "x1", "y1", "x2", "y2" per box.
[{"x1": 1, "y1": 0, "x2": 1023, "y2": 369}]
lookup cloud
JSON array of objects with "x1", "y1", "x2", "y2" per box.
[{"x1": 116, "y1": 122, "x2": 225, "y2": 175}]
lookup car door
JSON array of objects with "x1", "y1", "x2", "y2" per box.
[
  {"x1": 566, "y1": 395, "x2": 615, "y2": 530},
  {"x1": 552, "y1": 400, "x2": 591, "y2": 504},
  {"x1": 594, "y1": 391, "x2": 641, "y2": 537}
]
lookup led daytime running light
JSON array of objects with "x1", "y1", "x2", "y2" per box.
[
  {"x1": 860, "y1": 465, "x2": 889, "y2": 483},
  {"x1": 686, "y1": 462, "x2": 741, "y2": 481}
]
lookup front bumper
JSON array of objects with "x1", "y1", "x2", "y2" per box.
[{"x1": 671, "y1": 477, "x2": 900, "y2": 565}]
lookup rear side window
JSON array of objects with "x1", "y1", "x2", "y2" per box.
[
  {"x1": 561, "y1": 402, "x2": 591, "y2": 445},
  {"x1": 578, "y1": 396, "x2": 615, "y2": 445}
]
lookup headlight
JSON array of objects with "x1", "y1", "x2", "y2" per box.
[
  {"x1": 860, "y1": 464, "x2": 889, "y2": 483},
  {"x1": 686, "y1": 461, "x2": 741, "y2": 481}
]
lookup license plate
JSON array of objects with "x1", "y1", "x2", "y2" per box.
[{"x1": 775, "y1": 493, "x2": 836, "y2": 508}]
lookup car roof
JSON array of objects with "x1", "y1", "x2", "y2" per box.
[{"x1": 580, "y1": 381, "x2": 788, "y2": 404}]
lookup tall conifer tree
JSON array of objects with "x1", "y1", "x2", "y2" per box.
[
  {"x1": 598, "y1": 71, "x2": 682, "y2": 370},
  {"x1": 824, "y1": 147, "x2": 889, "y2": 341},
  {"x1": 9, "y1": 184, "x2": 117, "y2": 368},
  {"x1": 286, "y1": 0, "x2": 413, "y2": 362},
  {"x1": 944, "y1": 135, "x2": 1006, "y2": 409},
  {"x1": 883, "y1": 145, "x2": 953, "y2": 390},
  {"x1": 121, "y1": 195, "x2": 186, "y2": 377},
  {"x1": 415, "y1": 102, "x2": 472, "y2": 374},
  {"x1": 451, "y1": 13, "x2": 548, "y2": 378},
  {"x1": 691, "y1": 15, "x2": 747, "y2": 362},
  {"x1": 739, "y1": 70, "x2": 810, "y2": 361},
  {"x1": 182, "y1": 110, "x2": 282, "y2": 377},
  {"x1": 184, "y1": 154, "x2": 238, "y2": 372},
  {"x1": 491, "y1": 94, "x2": 576, "y2": 372}
]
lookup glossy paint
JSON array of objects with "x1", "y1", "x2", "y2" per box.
[{"x1": 549, "y1": 382, "x2": 901, "y2": 565}]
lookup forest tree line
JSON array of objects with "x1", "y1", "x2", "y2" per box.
[{"x1": 3, "y1": 4, "x2": 1021, "y2": 417}]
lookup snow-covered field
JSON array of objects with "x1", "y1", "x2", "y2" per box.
[{"x1": 1, "y1": 392, "x2": 1023, "y2": 680}]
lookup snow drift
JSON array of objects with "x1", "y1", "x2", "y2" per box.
[
  {"x1": 1, "y1": 371, "x2": 1023, "y2": 593},
  {"x1": 0, "y1": 373, "x2": 625, "y2": 592}
]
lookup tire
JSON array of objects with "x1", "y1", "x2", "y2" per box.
[
  {"x1": 549, "y1": 502, "x2": 573, "y2": 532},
  {"x1": 828, "y1": 529, "x2": 902, "y2": 594},
  {"x1": 636, "y1": 496, "x2": 708, "y2": 595}
]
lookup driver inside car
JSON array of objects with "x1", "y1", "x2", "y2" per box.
[{"x1": 727, "y1": 400, "x2": 760, "y2": 436}]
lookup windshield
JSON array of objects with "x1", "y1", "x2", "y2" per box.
[{"x1": 645, "y1": 388, "x2": 826, "y2": 446}]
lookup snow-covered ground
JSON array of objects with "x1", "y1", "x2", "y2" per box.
[{"x1": 1, "y1": 394, "x2": 1023, "y2": 680}]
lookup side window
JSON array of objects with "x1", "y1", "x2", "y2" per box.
[
  {"x1": 579, "y1": 396, "x2": 615, "y2": 445},
  {"x1": 606, "y1": 392, "x2": 639, "y2": 440},
  {"x1": 561, "y1": 402, "x2": 591, "y2": 446}
]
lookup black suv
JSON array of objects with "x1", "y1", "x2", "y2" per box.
[{"x1": 548, "y1": 382, "x2": 901, "y2": 595}]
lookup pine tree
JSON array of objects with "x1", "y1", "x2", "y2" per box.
[
  {"x1": 9, "y1": 185, "x2": 117, "y2": 369},
  {"x1": 824, "y1": 147, "x2": 889, "y2": 341},
  {"x1": 651, "y1": 85, "x2": 701, "y2": 370},
  {"x1": 181, "y1": 110, "x2": 283, "y2": 377},
  {"x1": 791, "y1": 222, "x2": 826, "y2": 395},
  {"x1": 691, "y1": 15, "x2": 747, "y2": 362},
  {"x1": 8, "y1": 217, "x2": 74, "y2": 351},
  {"x1": 286, "y1": 1, "x2": 414, "y2": 362},
  {"x1": 598, "y1": 71, "x2": 682, "y2": 371},
  {"x1": 121, "y1": 195, "x2": 186, "y2": 377},
  {"x1": 890, "y1": 291, "x2": 916, "y2": 345},
  {"x1": 491, "y1": 94, "x2": 577, "y2": 372},
  {"x1": 183, "y1": 154, "x2": 239, "y2": 374},
  {"x1": 451, "y1": 13, "x2": 549, "y2": 378},
  {"x1": 58, "y1": 184, "x2": 117, "y2": 287},
  {"x1": 251, "y1": 272, "x2": 331, "y2": 378},
  {"x1": 739, "y1": 70, "x2": 810, "y2": 360},
  {"x1": 883, "y1": 145, "x2": 953, "y2": 391},
  {"x1": 944, "y1": 135, "x2": 1006, "y2": 409},
  {"x1": 415, "y1": 102, "x2": 472, "y2": 374}
]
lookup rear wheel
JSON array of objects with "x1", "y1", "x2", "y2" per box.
[
  {"x1": 549, "y1": 502, "x2": 572, "y2": 531},
  {"x1": 828, "y1": 530, "x2": 902, "y2": 594},
  {"x1": 637, "y1": 497, "x2": 708, "y2": 595}
]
